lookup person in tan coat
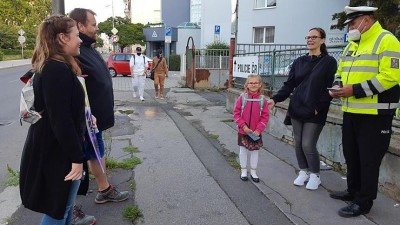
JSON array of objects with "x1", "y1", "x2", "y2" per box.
[{"x1": 152, "y1": 49, "x2": 168, "y2": 99}]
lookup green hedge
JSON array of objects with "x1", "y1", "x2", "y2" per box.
[
  {"x1": 168, "y1": 54, "x2": 180, "y2": 71},
  {"x1": 0, "y1": 51, "x2": 3, "y2": 61}
]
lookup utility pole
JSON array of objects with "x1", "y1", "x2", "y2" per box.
[{"x1": 52, "y1": 0, "x2": 65, "y2": 15}]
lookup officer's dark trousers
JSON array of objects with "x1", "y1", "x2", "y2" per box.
[{"x1": 342, "y1": 112, "x2": 393, "y2": 210}]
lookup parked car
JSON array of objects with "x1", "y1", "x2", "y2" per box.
[{"x1": 106, "y1": 53, "x2": 152, "y2": 77}]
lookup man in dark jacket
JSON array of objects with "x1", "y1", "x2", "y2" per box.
[{"x1": 69, "y1": 8, "x2": 129, "y2": 224}]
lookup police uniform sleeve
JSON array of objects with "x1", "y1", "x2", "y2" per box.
[{"x1": 353, "y1": 34, "x2": 400, "y2": 98}]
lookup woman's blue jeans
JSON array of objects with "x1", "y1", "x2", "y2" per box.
[{"x1": 40, "y1": 180, "x2": 81, "y2": 225}]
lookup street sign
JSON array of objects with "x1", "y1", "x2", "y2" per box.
[
  {"x1": 18, "y1": 36, "x2": 26, "y2": 44},
  {"x1": 214, "y1": 25, "x2": 220, "y2": 34},
  {"x1": 18, "y1": 29, "x2": 25, "y2": 36},
  {"x1": 152, "y1": 31, "x2": 157, "y2": 38},
  {"x1": 165, "y1": 27, "x2": 172, "y2": 43},
  {"x1": 233, "y1": 56, "x2": 258, "y2": 78},
  {"x1": 111, "y1": 34, "x2": 119, "y2": 43},
  {"x1": 111, "y1": 27, "x2": 118, "y2": 35}
]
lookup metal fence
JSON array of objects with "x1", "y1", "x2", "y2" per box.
[
  {"x1": 195, "y1": 49, "x2": 230, "y2": 69},
  {"x1": 233, "y1": 44, "x2": 346, "y2": 94}
]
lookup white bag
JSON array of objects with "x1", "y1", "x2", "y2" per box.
[{"x1": 20, "y1": 73, "x2": 42, "y2": 124}]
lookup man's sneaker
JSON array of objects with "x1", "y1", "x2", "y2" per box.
[
  {"x1": 306, "y1": 173, "x2": 321, "y2": 190},
  {"x1": 140, "y1": 96, "x2": 144, "y2": 101},
  {"x1": 95, "y1": 185, "x2": 129, "y2": 204},
  {"x1": 293, "y1": 170, "x2": 309, "y2": 186},
  {"x1": 72, "y1": 205, "x2": 96, "y2": 225}
]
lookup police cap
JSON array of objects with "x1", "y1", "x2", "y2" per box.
[{"x1": 344, "y1": 6, "x2": 378, "y2": 24}]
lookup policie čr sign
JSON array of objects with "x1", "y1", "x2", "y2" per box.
[{"x1": 233, "y1": 56, "x2": 259, "y2": 78}]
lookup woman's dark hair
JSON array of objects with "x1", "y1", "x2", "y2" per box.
[{"x1": 309, "y1": 27, "x2": 328, "y2": 55}]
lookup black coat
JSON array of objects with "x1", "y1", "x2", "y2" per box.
[
  {"x1": 78, "y1": 33, "x2": 115, "y2": 131},
  {"x1": 20, "y1": 59, "x2": 86, "y2": 219},
  {"x1": 272, "y1": 54, "x2": 337, "y2": 124}
]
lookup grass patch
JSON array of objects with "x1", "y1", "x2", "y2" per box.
[
  {"x1": 1, "y1": 216, "x2": 14, "y2": 225},
  {"x1": 5, "y1": 165, "x2": 19, "y2": 187},
  {"x1": 221, "y1": 118, "x2": 234, "y2": 122},
  {"x1": 3, "y1": 55, "x2": 22, "y2": 60},
  {"x1": 123, "y1": 205, "x2": 143, "y2": 223},
  {"x1": 226, "y1": 152, "x2": 241, "y2": 169},
  {"x1": 209, "y1": 86, "x2": 220, "y2": 92},
  {"x1": 106, "y1": 157, "x2": 142, "y2": 170},
  {"x1": 207, "y1": 133, "x2": 219, "y2": 139},
  {"x1": 123, "y1": 145, "x2": 140, "y2": 154},
  {"x1": 128, "y1": 180, "x2": 136, "y2": 191},
  {"x1": 119, "y1": 109, "x2": 134, "y2": 115}
]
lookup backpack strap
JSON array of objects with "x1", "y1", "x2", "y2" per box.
[
  {"x1": 240, "y1": 93, "x2": 248, "y2": 116},
  {"x1": 241, "y1": 93, "x2": 265, "y2": 116},
  {"x1": 133, "y1": 55, "x2": 135, "y2": 65}
]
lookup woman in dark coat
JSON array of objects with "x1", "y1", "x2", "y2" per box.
[
  {"x1": 19, "y1": 15, "x2": 86, "y2": 224},
  {"x1": 267, "y1": 28, "x2": 337, "y2": 191}
]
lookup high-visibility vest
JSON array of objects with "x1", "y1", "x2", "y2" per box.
[{"x1": 334, "y1": 22, "x2": 400, "y2": 115}]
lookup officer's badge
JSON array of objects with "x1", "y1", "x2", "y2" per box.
[{"x1": 391, "y1": 58, "x2": 399, "y2": 69}]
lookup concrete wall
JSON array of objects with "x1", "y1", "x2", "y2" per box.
[
  {"x1": 176, "y1": 29, "x2": 201, "y2": 55},
  {"x1": 237, "y1": 0, "x2": 349, "y2": 45},
  {"x1": 193, "y1": 69, "x2": 229, "y2": 89},
  {"x1": 161, "y1": 0, "x2": 190, "y2": 27},
  {"x1": 200, "y1": 0, "x2": 232, "y2": 48},
  {"x1": 226, "y1": 88, "x2": 400, "y2": 201}
]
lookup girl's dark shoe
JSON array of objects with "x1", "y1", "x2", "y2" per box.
[
  {"x1": 251, "y1": 175, "x2": 260, "y2": 183},
  {"x1": 240, "y1": 175, "x2": 248, "y2": 181}
]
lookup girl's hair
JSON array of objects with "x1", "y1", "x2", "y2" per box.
[
  {"x1": 32, "y1": 15, "x2": 81, "y2": 75},
  {"x1": 244, "y1": 74, "x2": 264, "y2": 94},
  {"x1": 309, "y1": 27, "x2": 328, "y2": 55}
]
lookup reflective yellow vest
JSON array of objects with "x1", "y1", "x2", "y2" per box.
[{"x1": 334, "y1": 22, "x2": 400, "y2": 115}]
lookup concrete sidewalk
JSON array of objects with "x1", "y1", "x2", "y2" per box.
[
  {"x1": 111, "y1": 75, "x2": 400, "y2": 225},
  {"x1": 5, "y1": 73, "x2": 400, "y2": 225},
  {"x1": 0, "y1": 59, "x2": 30, "y2": 69}
]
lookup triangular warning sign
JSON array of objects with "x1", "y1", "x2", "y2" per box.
[{"x1": 152, "y1": 31, "x2": 157, "y2": 37}]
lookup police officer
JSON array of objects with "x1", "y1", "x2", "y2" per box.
[{"x1": 329, "y1": 6, "x2": 400, "y2": 217}]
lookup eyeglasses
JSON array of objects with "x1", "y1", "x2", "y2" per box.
[
  {"x1": 305, "y1": 36, "x2": 322, "y2": 40},
  {"x1": 248, "y1": 82, "x2": 260, "y2": 85}
]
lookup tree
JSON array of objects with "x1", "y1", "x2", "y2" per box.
[
  {"x1": 0, "y1": 0, "x2": 51, "y2": 49},
  {"x1": 331, "y1": 0, "x2": 400, "y2": 40},
  {"x1": 98, "y1": 17, "x2": 146, "y2": 52}
]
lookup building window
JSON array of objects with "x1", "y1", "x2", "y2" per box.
[
  {"x1": 255, "y1": 0, "x2": 276, "y2": 8},
  {"x1": 253, "y1": 27, "x2": 275, "y2": 43}
]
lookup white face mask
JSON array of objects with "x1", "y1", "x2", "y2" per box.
[{"x1": 347, "y1": 18, "x2": 365, "y2": 41}]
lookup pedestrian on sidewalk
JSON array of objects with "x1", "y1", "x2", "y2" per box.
[
  {"x1": 233, "y1": 74, "x2": 269, "y2": 183},
  {"x1": 19, "y1": 15, "x2": 86, "y2": 225},
  {"x1": 329, "y1": 5, "x2": 400, "y2": 218},
  {"x1": 267, "y1": 28, "x2": 337, "y2": 190},
  {"x1": 130, "y1": 46, "x2": 148, "y2": 101},
  {"x1": 69, "y1": 8, "x2": 129, "y2": 224},
  {"x1": 152, "y1": 49, "x2": 168, "y2": 99}
]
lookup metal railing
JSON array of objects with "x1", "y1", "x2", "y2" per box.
[
  {"x1": 233, "y1": 44, "x2": 346, "y2": 94},
  {"x1": 195, "y1": 49, "x2": 230, "y2": 69}
]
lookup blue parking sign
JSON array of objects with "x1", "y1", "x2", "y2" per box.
[
  {"x1": 214, "y1": 25, "x2": 220, "y2": 34},
  {"x1": 165, "y1": 27, "x2": 172, "y2": 36}
]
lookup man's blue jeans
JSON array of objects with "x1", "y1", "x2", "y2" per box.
[{"x1": 40, "y1": 180, "x2": 81, "y2": 225}]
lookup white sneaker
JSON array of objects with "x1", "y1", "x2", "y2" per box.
[
  {"x1": 293, "y1": 170, "x2": 309, "y2": 186},
  {"x1": 132, "y1": 92, "x2": 137, "y2": 98},
  {"x1": 306, "y1": 173, "x2": 321, "y2": 190},
  {"x1": 140, "y1": 96, "x2": 144, "y2": 101}
]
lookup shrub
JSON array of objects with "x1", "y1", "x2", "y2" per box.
[
  {"x1": 23, "y1": 49, "x2": 33, "y2": 59},
  {"x1": 0, "y1": 51, "x2": 3, "y2": 61},
  {"x1": 168, "y1": 54, "x2": 180, "y2": 71}
]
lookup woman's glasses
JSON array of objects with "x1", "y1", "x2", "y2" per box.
[
  {"x1": 305, "y1": 36, "x2": 322, "y2": 40},
  {"x1": 248, "y1": 82, "x2": 260, "y2": 85}
]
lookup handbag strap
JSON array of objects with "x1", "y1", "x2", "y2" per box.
[
  {"x1": 152, "y1": 57, "x2": 163, "y2": 71},
  {"x1": 296, "y1": 55, "x2": 326, "y2": 88}
]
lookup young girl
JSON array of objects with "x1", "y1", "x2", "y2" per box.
[{"x1": 233, "y1": 74, "x2": 269, "y2": 182}]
